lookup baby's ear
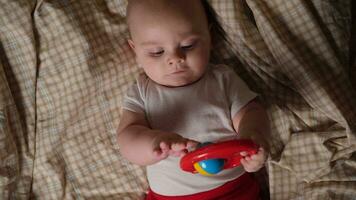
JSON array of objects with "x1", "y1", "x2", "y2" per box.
[{"x1": 127, "y1": 39, "x2": 135, "y2": 50}]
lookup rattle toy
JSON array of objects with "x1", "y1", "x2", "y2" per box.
[{"x1": 180, "y1": 139, "x2": 259, "y2": 176}]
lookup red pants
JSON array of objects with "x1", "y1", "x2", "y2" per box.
[{"x1": 145, "y1": 173, "x2": 260, "y2": 200}]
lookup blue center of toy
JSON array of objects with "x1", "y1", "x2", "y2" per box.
[
  {"x1": 193, "y1": 142, "x2": 225, "y2": 175},
  {"x1": 198, "y1": 159, "x2": 225, "y2": 174}
]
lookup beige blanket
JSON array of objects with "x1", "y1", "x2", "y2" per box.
[{"x1": 1, "y1": 0, "x2": 355, "y2": 199}]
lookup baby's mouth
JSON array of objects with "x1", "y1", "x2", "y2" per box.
[
  {"x1": 171, "y1": 70, "x2": 186, "y2": 74},
  {"x1": 170, "y1": 65, "x2": 188, "y2": 74}
]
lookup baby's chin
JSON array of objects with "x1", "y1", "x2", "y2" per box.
[
  {"x1": 159, "y1": 76, "x2": 202, "y2": 88},
  {"x1": 157, "y1": 81, "x2": 191, "y2": 88}
]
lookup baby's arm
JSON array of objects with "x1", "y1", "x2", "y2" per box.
[
  {"x1": 117, "y1": 109, "x2": 197, "y2": 166},
  {"x1": 232, "y1": 99, "x2": 270, "y2": 172}
]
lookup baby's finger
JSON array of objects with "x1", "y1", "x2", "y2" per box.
[
  {"x1": 153, "y1": 149, "x2": 168, "y2": 160},
  {"x1": 171, "y1": 143, "x2": 186, "y2": 151},
  {"x1": 247, "y1": 159, "x2": 264, "y2": 170},
  {"x1": 160, "y1": 141, "x2": 170, "y2": 150},
  {"x1": 241, "y1": 160, "x2": 261, "y2": 172},
  {"x1": 240, "y1": 151, "x2": 248, "y2": 156},
  {"x1": 168, "y1": 148, "x2": 187, "y2": 157},
  {"x1": 244, "y1": 156, "x2": 252, "y2": 161},
  {"x1": 186, "y1": 140, "x2": 199, "y2": 149},
  {"x1": 153, "y1": 148, "x2": 161, "y2": 157},
  {"x1": 186, "y1": 142, "x2": 199, "y2": 152},
  {"x1": 156, "y1": 143, "x2": 170, "y2": 157}
]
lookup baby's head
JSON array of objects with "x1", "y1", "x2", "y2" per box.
[{"x1": 126, "y1": 0, "x2": 224, "y2": 87}]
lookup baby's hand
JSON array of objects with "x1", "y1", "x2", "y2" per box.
[
  {"x1": 152, "y1": 133, "x2": 198, "y2": 161},
  {"x1": 240, "y1": 147, "x2": 267, "y2": 172}
]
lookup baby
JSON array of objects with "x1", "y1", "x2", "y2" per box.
[{"x1": 117, "y1": 0, "x2": 269, "y2": 199}]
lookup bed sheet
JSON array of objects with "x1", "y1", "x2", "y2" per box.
[{"x1": 1, "y1": 0, "x2": 355, "y2": 199}]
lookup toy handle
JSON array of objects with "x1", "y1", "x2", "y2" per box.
[{"x1": 180, "y1": 139, "x2": 259, "y2": 173}]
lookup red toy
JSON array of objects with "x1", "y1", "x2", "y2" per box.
[{"x1": 180, "y1": 139, "x2": 259, "y2": 175}]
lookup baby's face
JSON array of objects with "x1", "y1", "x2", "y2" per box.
[{"x1": 128, "y1": 0, "x2": 211, "y2": 87}]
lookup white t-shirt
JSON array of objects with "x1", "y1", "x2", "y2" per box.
[{"x1": 122, "y1": 64, "x2": 257, "y2": 196}]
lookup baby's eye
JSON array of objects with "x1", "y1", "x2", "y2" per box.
[
  {"x1": 181, "y1": 43, "x2": 195, "y2": 50},
  {"x1": 148, "y1": 50, "x2": 164, "y2": 57}
]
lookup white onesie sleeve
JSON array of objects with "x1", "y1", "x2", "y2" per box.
[
  {"x1": 221, "y1": 66, "x2": 257, "y2": 119},
  {"x1": 121, "y1": 74, "x2": 148, "y2": 114}
]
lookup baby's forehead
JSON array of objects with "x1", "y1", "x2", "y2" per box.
[
  {"x1": 127, "y1": 0, "x2": 206, "y2": 24},
  {"x1": 127, "y1": 0, "x2": 208, "y2": 34}
]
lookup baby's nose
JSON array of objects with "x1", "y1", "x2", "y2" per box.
[{"x1": 167, "y1": 50, "x2": 185, "y2": 65}]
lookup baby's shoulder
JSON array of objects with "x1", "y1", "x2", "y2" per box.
[
  {"x1": 136, "y1": 73, "x2": 150, "y2": 85},
  {"x1": 132, "y1": 73, "x2": 152, "y2": 90},
  {"x1": 125, "y1": 73, "x2": 151, "y2": 98},
  {"x1": 209, "y1": 64, "x2": 236, "y2": 79}
]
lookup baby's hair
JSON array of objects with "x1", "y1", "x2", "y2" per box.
[
  {"x1": 127, "y1": 0, "x2": 228, "y2": 46},
  {"x1": 201, "y1": 0, "x2": 229, "y2": 47}
]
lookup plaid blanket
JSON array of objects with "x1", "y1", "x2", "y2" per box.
[{"x1": 1, "y1": 0, "x2": 355, "y2": 199}]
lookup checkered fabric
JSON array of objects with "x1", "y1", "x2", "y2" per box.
[{"x1": 1, "y1": 0, "x2": 355, "y2": 199}]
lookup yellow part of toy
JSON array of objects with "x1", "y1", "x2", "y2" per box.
[{"x1": 193, "y1": 162, "x2": 213, "y2": 176}]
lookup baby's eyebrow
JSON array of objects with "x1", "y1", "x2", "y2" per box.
[
  {"x1": 140, "y1": 41, "x2": 160, "y2": 46},
  {"x1": 139, "y1": 34, "x2": 202, "y2": 47}
]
